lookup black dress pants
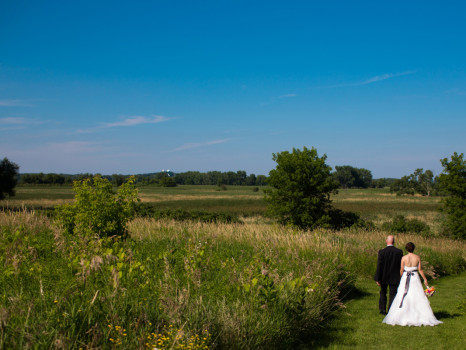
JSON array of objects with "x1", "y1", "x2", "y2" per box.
[{"x1": 379, "y1": 283, "x2": 398, "y2": 313}]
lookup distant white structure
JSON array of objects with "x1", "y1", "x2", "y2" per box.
[{"x1": 161, "y1": 169, "x2": 174, "y2": 177}]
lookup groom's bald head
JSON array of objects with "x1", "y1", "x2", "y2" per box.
[{"x1": 386, "y1": 235, "x2": 395, "y2": 245}]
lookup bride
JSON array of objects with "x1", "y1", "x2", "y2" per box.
[{"x1": 383, "y1": 242, "x2": 442, "y2": 326}]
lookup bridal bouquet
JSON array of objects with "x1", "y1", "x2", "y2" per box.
[{"x1": 425, "y1": 286, "x2": 436, "y2": 297}]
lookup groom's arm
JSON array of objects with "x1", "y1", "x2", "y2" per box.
[{"x1": 374, "y1": 249, "x2": 383, "y2": 284}]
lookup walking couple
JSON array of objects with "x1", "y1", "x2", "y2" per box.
[{"x1": 374, "y1": 235, "x2": 442, "y2": 326}]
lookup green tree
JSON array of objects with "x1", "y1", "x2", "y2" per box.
[
  {"x1": 264, "y1": 147, "x2": 340, "y2": 229},
  {"x1": 438, "y1": 152, "x2": 466, "y2": 239},
  {"x1": 356, "y1": 168, "x2": 373, "y2": 188},
  {"x1": 159, "y1": 176, "x2": 177, "y2": 187},
  {"x1": 0, "y1": 157, "x2": 19, "y2": 200},
  {"x1": 56, "y1": 175, "x2": 139, "y2": 238},
  {"x1": 333, "y1": 165, "x2": 373, "y2": 188},
  {"x1": 333, "y1": 166, "x2": 354, "y2": 188},
  {"x1": 413, "y1": 168, "x2": 435, "y2": 196},
  {"x1": 111, "y1": 174, "x2": 127, "y2": 186},
  {"x1": 256, "y1": 175, "x2": 268, "y2": 186},
  {"x1": 390, "y1": 168, "x2": 437, "y2": 196}
]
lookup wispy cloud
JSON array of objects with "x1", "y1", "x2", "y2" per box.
[
  {"x1": 78, "y1": 115, "x2": 173, "y2": 133},
  {"x1": 46, "y1": 141, "x2": 102, "y2": 154},
  {"x1": 103, "y1": 115, "x2": 171, "y2": 128},
  {"x1": 327, "y1": 71, "x2": 417, "y2": 88},
  {"x1": 278, "y1": 93, "x2": 298, "y2": 99},
  {"x1": 173, "y1": 139, "x2": 230, "y2": 152},
  {"x1": 444, "y1": 88, "x2": 466, "y2": 96},
  {"x1": 0, "y1": 117, "x2": 49, "y2": 131},
  {"x1": 0, "y1": 117, "x2": 27, "y2": 124},
  {"x1": 0, "y1": 99, "x2": 35, "y2": 107}
]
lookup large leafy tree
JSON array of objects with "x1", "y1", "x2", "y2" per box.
[
  {"x1": 264, "y1": 147, "x2": 340, "y2": 229},
  {"x1": 0, "y1": 157, "x2": 19, "y2": 200},
  {"x1": 438, "y1": 152, "x2": 466, "y2": 239}
]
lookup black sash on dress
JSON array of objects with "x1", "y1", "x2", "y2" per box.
[{"x1": 399, "y1": 270, "x2": 417, "y2": 308}]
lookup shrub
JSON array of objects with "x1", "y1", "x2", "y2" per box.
[
  {"x1": 134, "y1": 205, "x2": 241, "y2": 224},
  {"x1": 55, "y1": 175, "x2": 138, "y2": 238},
  {"x1": 326, "y1": 209, "x2": 374, "y2": 230},
  {"x1": 216, "y1": 184, "x2": 227, "y2": 191},
  {"x1": 382, "y1": 215, "x2": 430, "y2": 235}
]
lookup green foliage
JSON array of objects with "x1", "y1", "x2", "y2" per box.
[
  {"x1": 390, "y1": 168, "x2": 437, "y2": 196},
  {"x1": 216, "y1": 183, "x2": 227, "y2": 191},
  {"x1": 0, "y1": 157, "x2": 19, "y2": 200},
  {"x1": 326, "y1": 209, "x2": 374, "y2": 230},
  {"x1": 20, "y1": 172, "x2": 72, "y2": 185},
  {"x1": 333, "y1": 165, "x2": 373, "y2": 189},
  {"x1": 264, "y1": 147, "x2": 341, "y2": 229},
  {"x1": 55, "y1": 175, "x2": 138, "y2": 238},
  {"x1": 159, "y1": 176, "x2": 177, "y2": 187},
  {"x1": 134, "y1": 205, "x2": 241, "y2": 224},
  {"x1": 0, "y1": 212, "x2": 353, "y2": 349},
  {"x1": 382, "y1": 215, "x2": 431, "y2": 235},
  {"x1": 1, "y1": 210, "x2": 465, "y2": 349},
  {"x1": 438, "y1": 152, "x2": 466, "y2": 239},
  {"x1": 370, "y1": 178, "x2": 397, "y2": 188}
]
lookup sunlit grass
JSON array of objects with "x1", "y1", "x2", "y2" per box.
[{"x1": 1, "y1": 207, "x2": 465, "y2": 349}]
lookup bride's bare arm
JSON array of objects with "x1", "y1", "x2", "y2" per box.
[
  {"x1": 400, "y1": 257, "x2": 405, "y2": 276},
  {"x1": 418, "y1": 260, "x2": 428, "y2": 285}
]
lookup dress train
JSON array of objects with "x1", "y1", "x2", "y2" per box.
[{"x1": 383, "y1": 267, "x2": 442, "y2": 326}]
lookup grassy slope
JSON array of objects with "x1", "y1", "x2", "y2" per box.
[{"x1": 313, "y1": 273, "x2": 466, "y2": 350}]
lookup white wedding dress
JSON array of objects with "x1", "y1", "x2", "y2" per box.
[{"x1": 383, "y1": 267, "x2": 442, "y2": 326}]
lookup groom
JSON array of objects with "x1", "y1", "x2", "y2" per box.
[{"x1": 374, "y1": 235, "x2": 403, "y2": 315}]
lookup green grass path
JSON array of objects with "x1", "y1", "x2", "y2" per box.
[{"x1": 312, "y1": 273, "x2": 466, "y2": 350}]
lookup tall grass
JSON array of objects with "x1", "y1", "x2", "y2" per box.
[{"x1": 1, "y1": 210, "x2": 465, "y2": 349}]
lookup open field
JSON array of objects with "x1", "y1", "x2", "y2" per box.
[
  {"x1": 3, "y1": 185, "x2": 442, "y2": 225},
  {"x1": 1, "y1": 185, "x2": 462, "y2": 348}
]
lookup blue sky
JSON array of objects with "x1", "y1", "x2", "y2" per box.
[{"x1": 1, "y1": 0, "x2": 465, "y2": 178}]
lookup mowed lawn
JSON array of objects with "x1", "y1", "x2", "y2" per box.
[{"x1": 313, "y1": 273, "x2": 466, "y2": 350}]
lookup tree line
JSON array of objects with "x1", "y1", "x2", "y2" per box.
[
  {"x1": 5, "y1": 163, "x2": 424, "y2": 191},
  {"x1": 16, "y1": 170, "x2": 269, "y2": 187}
]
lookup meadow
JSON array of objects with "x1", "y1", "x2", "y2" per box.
[
  {"x1": 1, "y1": 185, "x2": 465, "y2": 349},
  {"x1": 2, "y1": 185, "x2": 442, "y2": 221}
]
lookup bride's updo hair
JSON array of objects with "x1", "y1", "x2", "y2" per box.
[{"x1": 405, "y1": 242, "x2": 415, "y2": 253}]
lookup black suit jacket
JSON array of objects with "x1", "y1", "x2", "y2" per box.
[{"x1": 374, "y1": 245, "x2": 403, "y2": 285}]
